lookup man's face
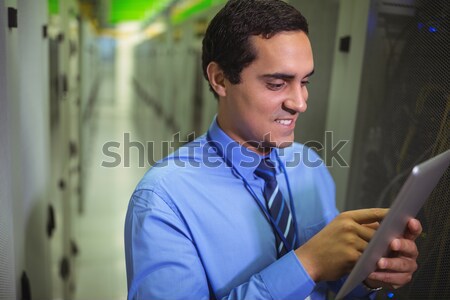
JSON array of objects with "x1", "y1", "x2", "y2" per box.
[{"x1": 217, "y1": 31, "x2": 314, "y2": 154}]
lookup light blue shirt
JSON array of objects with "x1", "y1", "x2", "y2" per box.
[{"x1": 125, "y1": 119, "x2": 374, "y2": 299}]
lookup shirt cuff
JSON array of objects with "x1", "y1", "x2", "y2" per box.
[{"x1": 259, "y1": 251, "x2": 315, "y2": 300}]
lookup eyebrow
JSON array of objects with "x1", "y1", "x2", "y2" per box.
[
  {"x1": 261, "y1": 69, "x2": 315, "y2": 80},
  {"x1": 305, "y1": 69, "x2": 315, "y2": 78}
]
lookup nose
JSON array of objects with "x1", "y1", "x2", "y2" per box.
[{"x1": 283, "y1": 84, "x2": 308, "y2": 114}]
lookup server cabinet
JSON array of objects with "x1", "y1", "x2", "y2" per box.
[
  {"x1": 0, "y1": 1, "x2": 18, "y2": 298},
  {"x1": 345, "y1": 1, "x2": 450, "y2": 299}
]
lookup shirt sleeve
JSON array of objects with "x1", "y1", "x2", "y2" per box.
[
  {"x1": 125, "y1": 189, "x2": 210, "y2": 300},
  {"x1": 125, "y1": 189, "x2": 317, "y2": 300},
  {"x1": 219, "y1": 252, "x2": 316, "y2": 300}
]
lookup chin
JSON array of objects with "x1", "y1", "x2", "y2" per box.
[
  {"x1": 277, "y1": 140, "x2": 294, "y2": 149},
  {"x1": 263, "y1": 139, "x2": 293, "y2": 150}
]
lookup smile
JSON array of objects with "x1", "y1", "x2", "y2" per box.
[{"x1": 275, "y1": 119, "x2": 293, "y2": 126}]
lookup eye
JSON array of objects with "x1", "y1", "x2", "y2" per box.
[
  {"x1": 301, "y1": 80, "x2": 310, "y2": 86},
  {"x1": 266, "y1": 82, "x2": 286, "y2": 91}
]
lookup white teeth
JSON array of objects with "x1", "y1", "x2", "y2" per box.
[{"x1": 276, "y1": 119, "x2": 292, "y2": 125}]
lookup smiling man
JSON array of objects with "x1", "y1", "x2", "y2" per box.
[
  {"x1": 209, "y1": 31, "x2": 313, "y2": 153},
  {"x1": 124, "y1": 1, "x2": 421, "y2": 299}
]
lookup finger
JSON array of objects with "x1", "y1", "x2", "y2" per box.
[
  {"x1": 336, "y1": 221, "x2": 373, "y2": 252},
  {"x1": 377, "y1": 257, "x2": 418, "y2": 273},
  {"x1": 390, "y1": 239, "x2": 419, "y2": 259},
  {"x1": 367, "y1": 271, "x2": 413, "y2": 287},
  {"x1": 356, "y1": 224, "x2": 377, "y2": 243},
  {"x1": 362, "y1": 222, "x2": 380, "y2": 230},
  {"x1": 404, "y1": 218, "x2": 423, "y2": 240},
  {"x1": 343, "y1": 208, "x2": 389, "y2": 224},
  {"x1": 352, "y1": 236, "x2": 369, "y2": 253},
  {"x1": 340, "y1": 227, "x2": 370, "y2": 252}
]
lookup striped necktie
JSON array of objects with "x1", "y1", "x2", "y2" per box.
[{"x1": 255, "y1": 158, "x2": 297, "y2": 258}]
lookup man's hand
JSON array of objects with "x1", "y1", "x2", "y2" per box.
[
  {"x1": 364, "y1": 218, "x2": 422, "y2": 289},
  {"x1": 295, "y1": 208, "x2": 389, "y2": 282}
]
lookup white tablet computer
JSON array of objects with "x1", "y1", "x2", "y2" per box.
[{"x1": 335, "y1": 149, "x2": 450, "y2": 300}]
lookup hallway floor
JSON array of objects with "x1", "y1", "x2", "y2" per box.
[{"x1": 73, "y1": 62, "x2": 163, "y2": 300}]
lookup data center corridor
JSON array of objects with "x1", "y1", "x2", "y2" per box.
[
  {"x1": 1, "y1": 1, "x2": 449, "y2": 300},
  {"x1": 73, "y1": 61, "x2": 142, "y2": 300}
]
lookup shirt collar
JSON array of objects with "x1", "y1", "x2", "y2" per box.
[{"x1": 207, "y1": 116, "x2": 282, "y2": 180}]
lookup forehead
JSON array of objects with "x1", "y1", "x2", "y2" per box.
[{"x1": 247, "y1": 31, "x2": 314, "y2": 75}]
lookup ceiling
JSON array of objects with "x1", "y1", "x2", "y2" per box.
[{"x1": 70, "y1": 0, "x2": 226, "y2": 29}]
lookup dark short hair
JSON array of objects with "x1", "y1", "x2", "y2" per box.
[{"x1": 202, "y1": 0, "x2": 309, "y2": 98}]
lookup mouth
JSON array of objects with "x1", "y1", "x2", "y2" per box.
[{"x1": 275, "y1": 119, "x2": 294, "y2": 126}]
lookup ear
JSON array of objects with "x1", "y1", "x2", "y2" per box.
[{"x1": 206, "y1": 62, "x2": 227, "y2": 97}]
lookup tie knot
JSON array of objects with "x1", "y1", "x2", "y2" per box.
[{"x1": 254, "y1": 158, "x2": 276, "y2": 182}]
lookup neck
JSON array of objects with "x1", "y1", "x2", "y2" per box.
[{"x1": 216, "y1": 117, "x2": 272, "y2": 156}]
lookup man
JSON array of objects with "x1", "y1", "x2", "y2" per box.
[{"x1": 125, "y1": 1, "x2": 422, "y2": 299}]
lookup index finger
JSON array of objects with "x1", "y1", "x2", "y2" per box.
[{"x1": 344, "y1": 208, "x2": 389, "y2": 224}]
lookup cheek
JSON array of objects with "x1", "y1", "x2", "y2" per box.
[{"x1": 234, "y1": 86, "x2": 280, "y2": 121}]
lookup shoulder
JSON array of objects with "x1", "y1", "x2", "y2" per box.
[
  {"x1": 129, "y1": 136, "x2": 203, "y2": 216},
  {"x1": 132, "y1": 134, "x2": 222, "y2": 199},
  {"x1": 136, "y1": 137, "x2": 201, "y2": 183}
]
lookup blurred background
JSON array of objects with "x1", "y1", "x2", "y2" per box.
[{"x1": 0, "y1": 0, "x2": 448, "y2": 299}]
